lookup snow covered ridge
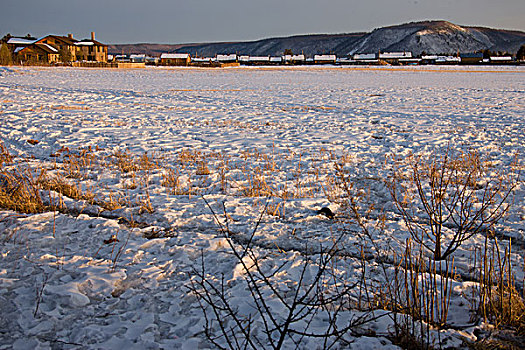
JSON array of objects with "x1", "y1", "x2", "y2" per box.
[{"x1": 0, "y1": 66, "x2": 524, "y2": 348}]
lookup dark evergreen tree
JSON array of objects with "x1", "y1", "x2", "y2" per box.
[
  {"x1": 0, "y1": 43, "x2": 13, "y2": 65},
  {"x1": 517, "y1": 45, "x2": 525, "y2": 61},
  {"x1": 1, "y1": 33, "x2": 12, "y2": 44},
  {"x1": 59, "y1": 48, "x2": 72, "y2": 63}
]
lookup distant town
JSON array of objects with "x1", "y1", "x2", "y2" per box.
[{"x1": 1, "y1": 31, "x2": 524, "y2": 67}]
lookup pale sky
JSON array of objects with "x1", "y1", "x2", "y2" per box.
[{"x1": 1, "y1": 0, "x2": 524, "y2": 44}]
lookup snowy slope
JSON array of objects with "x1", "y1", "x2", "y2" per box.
[
  {"x1": 110, "y1": 21, "x2": 525, "y2": 57},
  {"x1": 346, "y1": 21, "x2": 525, "y2": 55}
]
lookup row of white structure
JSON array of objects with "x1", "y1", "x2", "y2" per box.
[
  {"x1": 110, "y1": 52, "x2": 415, "y2": 65},
  {"x1": 109, "y1": 51, "x2": 514, "y2": 66}
]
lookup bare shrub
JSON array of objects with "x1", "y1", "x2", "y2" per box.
[
  {"x1": 329, "y1": 153, "x2": 458, "y2": 348},
  {"x1": 389, "y1": 149, "x2": 518, "y2": 261},
  {"x1": 189, "y1": 197, "x2": 380, "y2": 349}
]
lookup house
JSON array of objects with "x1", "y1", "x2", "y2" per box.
[
  {"x1": 282, "y1": 54, "x2": 305, "y2": 65},
  {"x1": 398, "y1": 58, "x2": 421, "y2": 65},
  {"x1": 145, "y1": 56, "x2": 160, "y2": 65},
  {"x1": 378, "y1": 52, "x2": 412, "y2": 64},
  {"x1": 37, "y1": 32, "x2": 107, "y2": 62},
  {"x1": 489, "y1": 56, "x2": 513, "y2": 64},
  {"x1": 73, "y1": 33, "x2": 108, "y2": 62},
  {"x1": 353, "y1": 53, "x2": 378, "y2": 63},
  {"x1": 270, "y1": 56, "x2": 282, "y2": 64},
  {"x1": 238, "y1": 56, "x2": 250, "y2": 64},
  {"x1": 8, "y1": 32, "x2": 108, "y2": 64},
  {"x1": 160, "y1": 53, "x2": 191, "y2": 66},
  {"x1": 421, "y1": 55, "x2": 460, "y2": 65},
  {"x1": 216, "y1": 54, "x2": 237, "y2": 63},
  {"x1": 460, "y1": 52, "x2": 483, "y2": 64},
  {"x1": 436, "y1": 56, "x2": 460, "y2": 64},
  {"x1": 246, "y1": 56, "x2": 270, "y2": 65},
  {"x1": 379, "y1": 52, "x2": 412, "y2": 59},
  {"x1": 192, "y1": 56, "x2": 217, "y2": 66},
  {"x1": 336, "y1": 57, "x2": 355, "y2": 65},
  {"x1": 114, "y1": 54, "x2": 130, "y2": 62},
  {"x1": 35, "y1": 34, "x2": 78, "y2": 61},
  {"x1": 314, "y1": 54, "x2": 336, "y2": 64},
  {"x1": 17, "y1": 43, "x2": 59, "y2": 63},
  {"x1": 6, "y1": 37, "x2": 38, "y2": 52},
  {"x1": 130, "y1": 54, "x2": 146, "y2": 63}
]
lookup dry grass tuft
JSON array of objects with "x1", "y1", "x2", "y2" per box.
[
  {"x1": 98, "y1": 191, "x2": 128, "y2": 211},
  {"x1": 0, "y1": 143, "x2": 14, "y2": 167},
  {"x1": 473, "y1": 238, "x2": 525, "y2": 335},
  {"x1": 37, "y1": 169, "x2": 95, "y2": 203},
  {"x1": 196, "y1": 161, "x2": 211, "y2": 176},
  {"x1": 0, "y1": 169, "x2": 45, "y2": 213}
]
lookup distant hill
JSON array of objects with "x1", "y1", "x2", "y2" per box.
[{"x1": 108, "y1": 21, "x2": 525, "y2": 57}]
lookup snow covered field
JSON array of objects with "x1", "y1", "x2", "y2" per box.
[{"x1": 0, "y1": 65, "x2": 524, "y2": 349}]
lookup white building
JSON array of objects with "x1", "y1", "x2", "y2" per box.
[
  {"x1": 353, "y1": 53, "x2": 377, "y2": 60},
  {"x1": 379, "y1": 52, "x2": 412, "y2": 59},
  {"x1": 313, "y1": 54, "x2": 337, "y2": 64},
  {"x1": 216, "y1": 54, "x2": 237, "y2": 62},
  {"x1": 160, "y1": 53, "x2": 190, "y2": 60}
]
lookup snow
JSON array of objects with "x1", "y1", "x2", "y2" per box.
[
  {"x1": 41, "y1": 44, "x2": 58, "y2": 53},
  {"x1": 75, "y1": 42, "x2": 95, "y2": 46},
  {"x1": 0, "y1": 65, "x2": 524, "y2": 348},
  {"x1": 7, "y1": 38, "x2": 37, "y2": 45}
]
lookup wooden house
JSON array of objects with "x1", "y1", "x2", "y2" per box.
[
  {"x1": 460, "y1": 53, "x2": 483, "y2": 64},
  {"x1": 160, "y1": 53, "x2": 191, "y2": 66},
  {"x1": 6, "y1": 37, "x2": 38, "y2": 52},
  {"x1": 36, "y1": 34, "x2": 78, "y2": 61},
  {"x1": 314, "y1": 54, "x2": 336, "y2": 64},
  {"x1": 246, "y1": 56, "x2": 270, "y2": 65},
  {"x1": 17, "y1": 43, "x2": 59, "y2": 63},
  {"x1": 74, "y1": 32, "x2": 108, "y2": 62},
  {"x1": 27, "y1": 32, "x2": 108, "y2": 63},
  {"x1": 489, "y1": 56, "x2": 513, "y2": 64}
]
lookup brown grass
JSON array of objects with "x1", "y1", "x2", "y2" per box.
[
  {"x1": 473, "y1": 238, "x2": 525, "y2": 335},
  {"x1": 0, "y1": 169, "x2": 45, "y2": 213},
  {"x1": 0, "y1": 143, "x2": 14, "y2": 167},
  {"x1": 37, "y1": 169, "x2": 96, "y2": 204}
]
